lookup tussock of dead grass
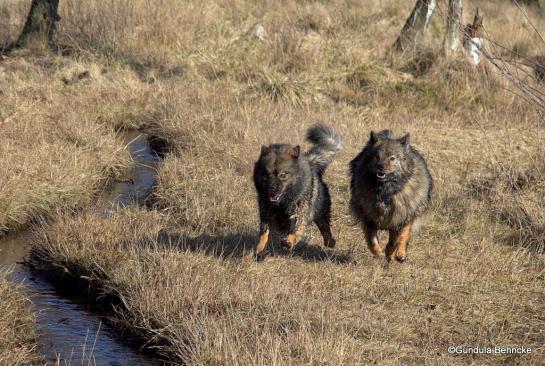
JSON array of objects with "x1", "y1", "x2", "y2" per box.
[
  {"x1": 0, "y1": 269, "x2": 40, "y2": 366},
  {"x1": 251, "y1": 71, "x2": 320, "y2": 106},
  {"x1": 470, "y1": 157, "x2": 545, "y2": 252}
]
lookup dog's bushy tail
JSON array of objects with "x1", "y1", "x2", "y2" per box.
[{"x1": 306, "y1": 123, "x2": 343, "y2": 175}]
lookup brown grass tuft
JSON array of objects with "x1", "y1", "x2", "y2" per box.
[
  {"x1": 0, "y1": 269, "x2": 40, "y2": 365},
  {"x1": 470, "y1": 157, "x2": 545, "y2": 252}
]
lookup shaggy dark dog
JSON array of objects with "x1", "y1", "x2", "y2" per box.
[
  {"x1": 349, "y1": 130, "x2": 432, "y2": 262},
  {"x1": 253, "y1": 124, "x2": 343, "y2": 257}
]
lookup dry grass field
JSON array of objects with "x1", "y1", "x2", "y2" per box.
[
  {"x1": 0, "y1": 52, "x2": 134, "y2": 234},
  {"x1": 1, "y1": 0, "x2": 545, "y2": 364},
  {"x1": 0, "y1": 269, "x2": 40, "y2": 365}
]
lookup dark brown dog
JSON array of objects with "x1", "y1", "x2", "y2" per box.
[
  {"x1": 253, "y1": 124, "x2": 343, "y2": 257},
  {"x1": 349, "y1": 130, "x2": 432, "y2": 262}
]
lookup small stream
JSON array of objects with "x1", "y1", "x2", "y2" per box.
[
  {"x1": 102, "y1": 131, "x2": 161, "y2": 209},
  {"x1": 0, "y1": 131, "x2": 164, "y2": 365}
]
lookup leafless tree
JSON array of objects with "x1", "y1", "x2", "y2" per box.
[
  {"x1": 395, "y1": 0, "x2": 437, "y2": 52},
  {"x1": 4, "y1": 0, "x2": 60, "y2": 51},
  {"x1": 443, "y1": 0, "x2": 463, "y2": 56}
]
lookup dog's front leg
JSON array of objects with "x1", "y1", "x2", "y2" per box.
[
  {"x1": 386, "y1": 221, "x2": 413, "y2": 262},
  {"x1": 392, "y1": 220, "x2": 413, "y2": 263},
  {"x1": 283, "y1": 217, "x2": 304, "y2": 250},
  {"x1": 255, "y1": 222, "x2": 270, "y2": 256},
  {"x1": 363, "y1": 223, "x2": 383, "y2": 258}
]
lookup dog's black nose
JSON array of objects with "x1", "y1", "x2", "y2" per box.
[{"x1": 377, "y1": 163, "x2": 385, "y2": 172}]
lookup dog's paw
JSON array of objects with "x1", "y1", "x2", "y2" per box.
[
  {"x1": 280, "y1": 238, "x2": 291, "y2": 249},
  {"x1": 324, "y1": 237, "x2": 336, "y2": 248},
  {"x1": 254, "y1": 251, "x2": 267, "y2": 262},
  {"x1": 252, "y1": 246, "x2": 268, "y2": 261},
  {"x1": 281, "y1": 234, "x2": 299, "y2": 249},
  {"x1": 395, "y1": 255, "x2": 406, "y2": 263}
]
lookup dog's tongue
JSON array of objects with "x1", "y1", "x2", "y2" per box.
[{"x1": 269, "y1": 194, "x2": 281, "y2": 203}]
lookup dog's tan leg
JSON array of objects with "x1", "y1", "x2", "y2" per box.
[
  {"x1": 386, "y1": 221, "x2": 413, "y2": 262},
  {"x1": 363, "y1": 224, "x2": 383, "y2": 257},
  {"x1": 284, "y1": 224, "x2": 304, "y2": 250},
  {"x1": 281, "y1": 215, "x2": 305, "y2": 250},
  {"x1": 395, "y1": 221, "x2": 413, "y2": 263},
  {"x1": 285, "y1": 233, "x2": 298, "y2": 249},
  {"x1": 255, "y1": 226, "x2": 270, "y2": 256},
  {"x1": 385, "y1": 234, "x2": 397, "y2": 262},
  {"x1": 285, "y1": 229, "x2": 302, "y2": 250}
]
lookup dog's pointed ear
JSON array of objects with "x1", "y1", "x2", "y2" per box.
[
  {"x1": 260, "y1": 145, "x2": 269, "y2": 155},
  {"x1": 288, "y1": 145, "x2": 300, "y2": 158},
  {"x1": 369, "y1": 131, "x2": 378, "y2": 145},
  {"x1": 398, "y1": 134, "x2": 410, "y2": 150}
]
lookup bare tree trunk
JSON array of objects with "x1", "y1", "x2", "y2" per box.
[
  {"x1": 15, "y1": 0, "x2": 60, "y2": 48},
  {"x1": 443, "y1": 0, "x2": 463, "y2": 57},
  {"x1": 513, "y1": 0, "x2": 543, "y2": 9},
  {"x1": 463, "y1": 9, "x2": 484, "y2": 65},
  {"x1": 395, "y1": 0, "x2": 437, "y2": 52}
]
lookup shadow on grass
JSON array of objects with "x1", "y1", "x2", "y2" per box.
[{"x1": 156, "y1": 229, "x2": 355, "y2": 264}]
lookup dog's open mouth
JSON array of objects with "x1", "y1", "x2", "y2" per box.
[
  {"x1": 269, "y1": 193, "x2": 283, "y2": 203},
  {"x1": 376, "y1": 172, "x2": 387, "y2": 180}
]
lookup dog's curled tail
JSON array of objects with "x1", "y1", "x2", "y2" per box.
[{"x1": 306, "y1": 123, "x2": 343, "y2": 175}]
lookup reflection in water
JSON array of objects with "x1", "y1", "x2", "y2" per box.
[
  {"x1": 0, "y1": 235, "x2": 161, "y2": 365},
  {"x1": 0, "y1": 132, "x2": 163, "y2": 365},
  {"x1": 103, "y1": 131, "x2": 160, "y2": 209}
]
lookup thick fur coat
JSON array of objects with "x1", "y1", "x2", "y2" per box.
[
  {"x1": 253, "y1": 124, "x2": 343, "y2": 256},
  {"x1": 349, "y1": 130, "x2": 432, "y2": 262}
]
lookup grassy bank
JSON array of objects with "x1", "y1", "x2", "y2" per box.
[
  {"x1": 1, "y1": 3, "x2": 145, "y2": 362},
  {"x1": 0, "y1": 269, "x2": 40, "y2": 366},
  {"x1": 0, "y1": 59, "x2": 133, "y2": 360},
  {"x1": 3, "y1": 0, "x2": 544, "y2": 364},
  {"x1": 0, "y1": 52, "x2": 138, "y2": 234}
]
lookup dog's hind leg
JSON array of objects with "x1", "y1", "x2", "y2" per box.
[
  {"x1": 363, "y1": 224, "x2": 383, "y2": 257},
  {"x1": 314, "y1": 215, "x2": 336, "y2": 248},
  {"x1": 255, "y1": 223, "x2": 270, "y2": 256}
]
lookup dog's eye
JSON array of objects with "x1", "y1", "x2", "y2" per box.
[
  {"x1": 278, "y1": 172, "x2": 288, "y2": 179},
  {"x1": 389, "y1": 156, "x2": 396, "y2": 161}
]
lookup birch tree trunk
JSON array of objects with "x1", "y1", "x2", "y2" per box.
[
  {"x1": 16, "y1": 0, "x2": 60, "y2": 48},
  {"x1": 395, "y1": 0, "x2": 437, "y2": 52},
  {"x1": 443, "y1": 0, "x2": 463, "y2": 57}
]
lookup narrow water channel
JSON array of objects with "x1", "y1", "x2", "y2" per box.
[{"x1": 0, "y1": 131, "x2": 163, "y2": 365}]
